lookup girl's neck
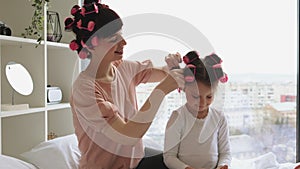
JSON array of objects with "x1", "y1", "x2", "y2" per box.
[
  {"x1": 185, "y1": 104, "x2": 209, "y2": 119},
  {"x1": 197, "y1": 109, "x2": 208, "y2": 119}
]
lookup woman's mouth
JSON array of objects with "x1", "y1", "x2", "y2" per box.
[{"x1": 115, "y1": 50, "x2": 123, "y2": 55}]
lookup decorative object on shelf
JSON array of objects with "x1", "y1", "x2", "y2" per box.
[
  {"x1": 21, "y1": 0, "x2": 50, "y2": 45},
  {"x1": 1, "y1": 62, "x2": 34, "y2": 111},
  {"x1": 47, "y1": 85, "x2": 62, "y2": 104},
  {"x1": 48, "y1": 132, "x2": 58, "y2": 140},
  {"x1": 0, "y1": 21, "x2": 12, "y2": 36},
  {"x1": 47, "y1": 11, "x2": 62, "y2": 42}
]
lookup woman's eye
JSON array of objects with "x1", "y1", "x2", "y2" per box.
[
  {"x1": 109, "y1": 37, "x2": 118, "y2": 43},
  {"x1": 192, "y1": 95, "x2": 199, "y2": 99},
  {"x1": 207, "y1": 95, "x2": 213, "y2": 99}
]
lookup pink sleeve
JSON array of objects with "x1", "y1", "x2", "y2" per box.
[
  {"x1": 72, "y1": 79, "x2": 119, "y2": 132},
  {"x1": 118, "y1": 60, "x2": 153, "y2": 86}
]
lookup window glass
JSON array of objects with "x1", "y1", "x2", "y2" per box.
[{"x1": 105, "y1": 0, "x2": 298, "y2": 164}]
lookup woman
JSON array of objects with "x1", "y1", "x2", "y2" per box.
[{"x1": 65, "y1": 0, "x2": 183, "y2": 168}]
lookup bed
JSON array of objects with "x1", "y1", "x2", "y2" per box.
[
  {"x1": 1, "y1": 134, "x2": 300, "y2": 169},
  {"x1": 0, "y1": 134, "x2": 80, "y2": 169}
]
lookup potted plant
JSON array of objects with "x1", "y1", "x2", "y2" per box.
[{"x1": 21, "y1": 0, "x2": 50, "y2": 45}]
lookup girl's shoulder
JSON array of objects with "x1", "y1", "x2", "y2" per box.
[{"x1": 210, "y1": 107, "x2": 225, "y2": 116}]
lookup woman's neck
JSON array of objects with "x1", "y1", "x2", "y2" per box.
[{"x1": 85, "y1": 60, "x2": 115, "y2": 81}]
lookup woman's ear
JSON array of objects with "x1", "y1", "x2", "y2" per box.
[{"x1": 182, "y1": 86, "x2": 187, "y2": 92}]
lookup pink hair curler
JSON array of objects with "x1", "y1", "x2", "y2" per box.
[
  {"x1": 79, "y1": 50, "x2": 88, "y2": 59},
  {"x1": 76, "y1": 20, "x2": 95, "y2": 32},
  {"x1": 219, "y1": 73, "x2": 228, "y2": 83},
  {"x1": 71, "y1": 5, "x2": 80, "y2": 16},
  {"x1": 69, "y1": 40, "x2": 79, "y2": 51},
  {"x1": 64, "y1": 17, "x2": 74, "y2": 31}
]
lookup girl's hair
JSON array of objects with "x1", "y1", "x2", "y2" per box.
[
  {"x1": 183, "y1": 51, "x2": 228, "y2": 87},
  {"x1": 64, "y1": 0, "x2": 123, "y2": 59}
]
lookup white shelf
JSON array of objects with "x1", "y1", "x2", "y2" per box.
[
  {"x1": 0, "y1": 107, "x2": 45, "y2": 118},
  {"x1": 1, "y1": 0, "x2": 80, "y2": 157},
  {"x1": 0, "y1": 103, "x2": 71, "y2": 118},
  {"x1": 46, "y1": 41, "x2": 69, "y2": 49},
  {"x1": 0, "y1": 35, "x2": 42, "y2": 46},
  {"x1": 46, "y1": 103, "x2": 71, "y2": 111},
  {"x1": 0, "y1": 35, "x2": 71, "y2": 50}
]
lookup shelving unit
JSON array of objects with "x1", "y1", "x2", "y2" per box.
[{"x1": 0, "y1": 0, "x2": 81, "y2": 159}]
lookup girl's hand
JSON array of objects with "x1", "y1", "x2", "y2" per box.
[
  {"x1": 165, "y1": 52, "x2": 182, "y2": 70},
  {"x1": 185, "y1": 167, "x2": 196, "y2": 169}
]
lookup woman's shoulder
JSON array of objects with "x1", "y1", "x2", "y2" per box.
[
  {"x1": 120, "y1": 59, "x2": 153, "y2": 67},
  {"x1": 72, "y1": 72, "x2": 102, "y2": 94}
]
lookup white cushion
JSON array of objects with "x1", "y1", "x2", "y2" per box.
[
  {"x1": 231, "y1": 152, "x2": 279, "y2": 169},
  {"x1": 0, "y1": 154, "x2": 37, "y2": 169},
  {"x1": 21, "y1": 134, "x2": 80, "y2": 169}
]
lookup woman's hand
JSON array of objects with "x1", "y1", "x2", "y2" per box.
[
  {"x1": 157, "y1": 68, "x2": 184, "y2": 94},
  {"x1": 165, "y1": 52, "x2": 182, "y2": 70}
]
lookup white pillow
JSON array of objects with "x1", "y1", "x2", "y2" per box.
[
  {"x1": 252, "y1": 152, "x2": 279, "y2": 169},
  {"x1": 0, "y1": 154, "x2": 37, "y2": 169},
  {"x1": 21, "y1": 134, "x2": 80, "y2": 169},
  {"x1": 231, "y1": 152, "x2": 279, "y2": 169}
]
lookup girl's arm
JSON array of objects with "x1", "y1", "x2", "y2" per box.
[
  {"x1": 163, "y1": 111, "x2": 190, "y2": 169},
  {"x1": 217, "y1": 115, "x2": 232, "y2": 167}
]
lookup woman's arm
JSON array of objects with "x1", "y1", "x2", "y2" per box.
[
  {"x1": 103, "y1": 69, "x2": 184, "y2": 145},
  {"x1": 147, "y1": 52, "x2": 182, "y2": 83},
  {"x1": 146, "y1": 66, "x2": 169, "y2": 82}
]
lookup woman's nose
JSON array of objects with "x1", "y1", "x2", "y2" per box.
[{"x1": 120, "y1": 36, "x2": 127, "y2": 46}]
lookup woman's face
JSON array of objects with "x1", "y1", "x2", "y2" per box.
[
  {"x1": 92, "y1": 30, "x2": 127, "y2": 63},
  {"x1": 185, "y1": 81, "x2": 215, "y2": 114}
]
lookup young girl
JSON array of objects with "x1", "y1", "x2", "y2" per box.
[
  {"x1": 65, "y1": 0, "x2": 183, "y2": 168},
  {"x1": 163, "y1": 51, "x2": 231, "y2": 169}
]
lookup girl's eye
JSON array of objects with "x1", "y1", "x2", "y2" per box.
[{"x1": 207, "y1": 95, "x2": 213, "y2": 99}]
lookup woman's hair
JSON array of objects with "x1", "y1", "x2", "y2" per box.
[
  {"x1": 183, "y1": 51, "x2": 228, "y2": 87},
  {"x1": 64, "y1": 0, "x2": 123, "y2": 59}
]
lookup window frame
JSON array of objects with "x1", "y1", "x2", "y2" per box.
[{"x1": 297, "y1": 1, "x2": 299, "y2": 162}]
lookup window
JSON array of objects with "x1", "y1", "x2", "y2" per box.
[{"x1": 106, "y1": 0, "x2": 298, "y2": 164}]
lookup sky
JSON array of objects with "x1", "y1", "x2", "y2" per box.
[{"x1": 103, "y1": 0, "x2": 298, "y2": 75}]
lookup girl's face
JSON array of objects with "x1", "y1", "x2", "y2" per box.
[
  {"x1": 92, "y1": 30, "x2": 127, "y2": 63},
  {"x1": 185, "y1": 82, "x2": 215, "y2": 114}
]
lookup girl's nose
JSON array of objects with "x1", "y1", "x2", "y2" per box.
[{"x1": 199, "y1": 98, "x2": 206, "y2": 106}]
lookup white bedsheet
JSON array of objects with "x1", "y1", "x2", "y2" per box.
[
  {"x1": 0, "y1": 154, "x2": 37, "y2": 169},
  {"x1": 1, "y1": 135, "x2": 299, "y2": 169},
  {"x1": 230, "y1": 152, "x2": 300, "y2": 169}
]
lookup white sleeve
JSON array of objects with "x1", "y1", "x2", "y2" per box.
[
  {"x1": 217, "y1": 115, "x2": 232, "y2": 167},
  {"x1": 163, "y1": 111, "x2": 189, "y2": 169}
]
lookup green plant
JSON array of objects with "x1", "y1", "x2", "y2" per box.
[{"x1": 21, "y1": 0, "x2": 50, "y2": 45}]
